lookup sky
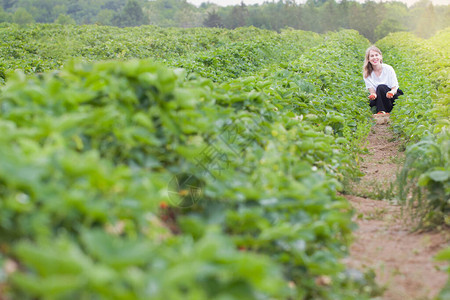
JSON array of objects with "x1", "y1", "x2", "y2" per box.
[{"x1": 187, "y1": 0, "x2": 450, "y2": 7}]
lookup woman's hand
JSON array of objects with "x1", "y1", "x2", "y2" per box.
[
  {"x1": 368, "y1": 93, "x2": 377, "y2": 100},
  {"x1": 387, "y1": 87, "x2": 398, "y2": 99},
  {"x1": 386, "y1": 90, "x2": 395, "y2": 98}
]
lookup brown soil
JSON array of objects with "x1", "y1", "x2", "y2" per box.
[{"x1": 344, "y1": 115, "x2": 449, "y2": 300}]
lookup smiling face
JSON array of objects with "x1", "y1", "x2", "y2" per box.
[
  {"x1": 363, "y1": 46, "x2": 383, "y2": 78},
  {"x1": 368, "y1": 49, "x2": 382, "y2": 67}
]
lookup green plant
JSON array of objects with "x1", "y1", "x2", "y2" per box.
[
  {"x1": 0, "y1": 27, "x2": 382, "y2": 299},
  {"x1": 378, "y1": 29, "x2": 449, "y2": 229}
]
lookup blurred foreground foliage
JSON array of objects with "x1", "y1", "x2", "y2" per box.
[{"x1": 0, "y1": 28, "x2": 382, "y2": 299}]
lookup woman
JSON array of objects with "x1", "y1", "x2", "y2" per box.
[{"x1": 363, "y1": 45, "x2": 403, "y2": 114}]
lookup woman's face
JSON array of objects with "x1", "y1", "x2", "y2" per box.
[{"x1": 368, "y1": 50, "x2": 382, "y2": 67}]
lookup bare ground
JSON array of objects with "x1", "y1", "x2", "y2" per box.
[{"x1": 343, "y1": 114, "x2": 449, "y2": 300}]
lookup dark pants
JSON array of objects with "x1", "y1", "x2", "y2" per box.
[{"x1": 369, "y1": 84, "x2": 404, "y2": 113}]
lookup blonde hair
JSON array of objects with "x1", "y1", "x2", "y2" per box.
[{"x1": 363, "y1": 46, "x2": 383, "y2": 78}]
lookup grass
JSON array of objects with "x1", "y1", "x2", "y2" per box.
[{"x1": 343, "y1": 178, "x2": 397, "y2": 201}]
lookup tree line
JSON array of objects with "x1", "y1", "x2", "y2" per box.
[{"x1": 1, "y1": 0, "x2": 449, "y2": 41}]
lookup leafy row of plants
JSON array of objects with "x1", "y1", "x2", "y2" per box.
[
  {"x1": 0, "y1": 23, "x2": 323, "y2": 84},
  {"x1": 377, "y1": 28, "x2": 449, "y2": 300},
  {"x1": 377, "y1": 28, "x2": 449, "y2": 229},
  {"x1": 0, "y1": 28, "x2": 379, "y2": 299}
]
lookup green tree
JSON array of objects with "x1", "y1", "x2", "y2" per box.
[
  {"x1": 0, "y1": 6, "x2": 12, "y2": 21},
  {"x1": 337, "y1": 0, "x2": 350, "y2": 29},
  {"x1": 55, "y1": 13, "x2": 75, "y2": 25},
  {"x1": 227, "y1": 2, "x2": 248, "y2": 29},
  {"x1": 302, "y1": 1, "x2": 320, "y2": 32},
  {"x1": 1, "y1": 0, "x2": 16, "y2": 11},
  {"x1": 12, "y1": 6, "x2": 33, "y2": 24},
  {"x1": 383, "y1": 2, "x2": 408, "y2": 27},
  {"x1": 52, "y1": 4, "x2": 67, "y2": 17},
  {"x1": 247, "y1": 4, "x2": 269, "y2": 29},
  {"x1": 102, "y1": 0, "x2": 126, "y2": 11},
  {"x1": 203, "y1": 9, "x2": 222, "y2": 28},
  {"x1": 319, "y1": 0, "x2": 339, "y2": 32},
  {"x1": 26, "y1": 0, "x2": 54, "y2": 22},
  {"x1": 374, "y1": 18, "x2": 406, "y2": 40},
  {"x1": 96, "y1": 8, "x2": 115, "y2": 25},
  {"x1": 146, "y1": 0, "x2": 196, "y2": 27},
  {"x1": 350, "y1": 1, "x2": 384, "y2": 42},
  {"x1": 174, "y1": 7, "x2": 202, "y2": 28},
  {"x1": 414, "y1": 1, "x2": 437, "y2": 38},
  {"x1": 71, "y1": 0, "x2": 106, "y2": 24},
  {"x1": 113, "y1": 0, "x2": 148, "y2": 27},
  {"x1": 308, "y1": 0, "x2": 327, "y2": 6}
]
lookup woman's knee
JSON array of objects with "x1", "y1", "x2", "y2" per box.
[{"x1": 376, "y1": 84, "x2": 389, "y2": 93}]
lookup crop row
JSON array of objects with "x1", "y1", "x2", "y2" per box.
[
  {"x1": 0, "y1": 28, "x2": 378, "y2": 299},
  {"x1": 0, "y1": 23, "x2": 323, "y2": 84},
  {"x1": 377, "y1": 28, "x2": 449, "y2": 229},
  {"x1": 378, "y1": 29, "x2": 449, "y2": 299}
]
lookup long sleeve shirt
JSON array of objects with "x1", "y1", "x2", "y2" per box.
[{"x1": 364, "y1": 64, "x2": 399, "y2": 91}]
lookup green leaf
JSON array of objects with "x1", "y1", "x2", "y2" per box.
[
  {"x1": 428, "y1": 170, "x2": 449, "y2": 182},
  {"x1": 435, "y1": 247, "x2": 450, "y2": 261},
  {"x1": 11, "y1": 273, "x2": 84, "y2": 298}
]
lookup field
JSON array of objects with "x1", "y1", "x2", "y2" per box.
[{"x1": 0, "y1": 24, "x2": 448, "y2": 299}]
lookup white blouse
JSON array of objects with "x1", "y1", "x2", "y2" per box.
[{"x1": 364, "y1": 64, "x2": 399, "y2": 91}]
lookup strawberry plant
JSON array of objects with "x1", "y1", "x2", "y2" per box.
[
  {"x1": 377, "y1": 29, "x2": 449, "y2": 229},
  {"x1": 0, "y1": 27, "x2": 381, "y2": 299},
  {"x1": 0, "y1": 24, "x2": 323, "y2": 83}
]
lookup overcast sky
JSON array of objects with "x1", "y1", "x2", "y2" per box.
[{"x1": 186, "y1": 0, "x2": 450, "y2": 7}]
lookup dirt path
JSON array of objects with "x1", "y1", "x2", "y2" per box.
[{"x1": 344, "y1": 115, "x2": 449, "y2": 300}]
